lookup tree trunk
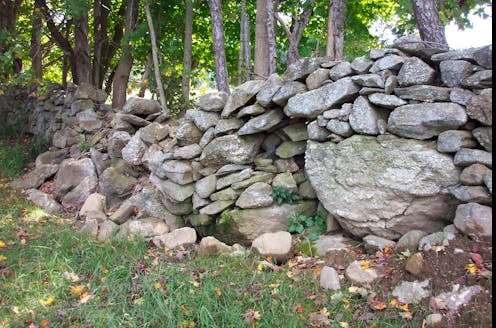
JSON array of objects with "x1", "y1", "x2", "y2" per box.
[
  {"x1": 112, "y1": 0, "x2": 139, "y2": 108},
  {"x1": 411, "y1": 0, "x2": 449, "y2": 49},
  {"x1": 145, "y1": 0, "x2": 168, "y2": 111},
  {"x1": 326, "y1": 0, "x2": 346, "y2": 60},
  {"x1": 182, "y1": 0, "x2": 193, "y2": 103},
  {"x1": 30, "y1": 2, "x2": 43, "y2": 80},
  {"x1": 208, "y1": 0, "x2": 230, "y2": 93},
  {"x1": 0, "y1": 0, "x2": 23, "y2": 78},
  {"x1": 92, "y1": 0, "x2": 110, "y2": 87},
  {"x1": 266, "y1": 0, "x2": 276, "y2": 75},
  {"x1": 242, "y1": 0, "x2": 251, "y2": 81},
  {"x1": 74, "y1": 11, "x2": 90, "y2": 84},
  {"x1": 254, "y1": 0, "x2": 269, "y2": 79},
  {"x1": 238, "y1": 0, "x2": 245, "y2": 84},
  {"x1": 138, "y1": 54, "x2": 152, "y2": 97}
]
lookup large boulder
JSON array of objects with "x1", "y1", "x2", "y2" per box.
[
  {"x1": 54, "y1": 158, "x2": 97, "y2": 200},
  {"x1": 213, "y1": 200, "x2": 317, "y2": 245},
  {"x1": 305, "y1": 135, "x2": 461, "y2": 239},
  {"x1": 199, "y1": 134, "x2": 264, "y2": 167}
]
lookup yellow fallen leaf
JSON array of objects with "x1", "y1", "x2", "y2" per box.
[
  {"x1": 360, "y1": 260, "x2": 373, "y2": 270},
  {"x1": 215, "y1": 287, "x2": 222, "y2": 298},
  {"x1": 0, "y1": 240, "x2": 5, "y2": 248},
  {"x1": 398, "y1": 303, "x2": 410, "y2": 312},
  {"x1": 266, "y1": 256, "x2": 273, "y2": 263},
  {"x1": 257, "y1": 262, "x2": 264, "y2": 271},
  {"x1": 0, "y1": 255, "x2": 6, "y2": 261},
  {"x1": 0, "y1": 89, "x2": 4, "y2": 95},
  {"x1": 70, "y1": 285, "x2": 85, "y2": 296},
  {"x1": 154, "y1": 282, "x2": 162, "y2": 289},
  {"x1": 181, "y1": 320, "x2": 195, "y2": 328},
  {"x1": 78, "y1": 293, "x2": 92, "y2": 305},
  {"x1": 339, "y1": 322, "x2": 350, "y2": 328},
  {"x1": 181, "y1": 305, "x2": 190, "y2": 316},
  {"x1": 389, "y1": 298, "x2": 398, "y2": 307},
  {"x1": 465, "y1": 263, "x2": 480, "y2": 274},
  {"x1": 39, "y1": 297, "x2": 54, "y2": 306}
]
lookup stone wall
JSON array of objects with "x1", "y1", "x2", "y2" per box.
[{"x1": 7, "y1": 36, "x2": 492, "y2": 248}]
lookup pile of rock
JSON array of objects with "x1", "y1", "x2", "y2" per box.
[{"x1": 8, "y1": 35, "x2": 492, "y2": 251}]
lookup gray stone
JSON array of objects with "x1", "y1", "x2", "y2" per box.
[
  {"x1": 50, "y1": 130, "x2": 81, "y2": 150},
  {"x1": 129, "y1": 217, "x2": 170, "y2": 238},
  {"x1": 461, "y1": 70, "x2": 492, "y2": 88},
  {"x1": 351, "y1": 57, "x2": 373, "y2": 74},
  {"x1": 437, "y1": 130, "x2": 478, "y2": 153},
  {"x1": 123, "y1": 97, "x2": 165, "y2": 116},
  {"x1": 319, "y1": 266, "x2": 341, "y2": 291},
  {"x1": 349, "y1": 96, "x2": 389, "y2": 135},
  {"x1": 454, "y1": 148, "x2": 492, "y2": 168},
  {"x1": 397, "y1": 57, "x2": 435, "y2": 86},
  {"x1": 396, "y1": 230, "x2": 428, "y2": 252},
  {"x1": 394, "y1": 85, "x2": 451, "y2": 101},
  {"x1": 281, "y1": 123, "x2": 308, "y2": 142},
  {"x1": 118, "y1": 114, "x2": 151, "y2": 127},
  {"x1": 439, "y1": 60, "x2": 476, "y2": 87},
  {"x1": 466, "y1": 88, "x2": 492, "y2": 126},
  {"x1": 323, "y1": 103, "x2": 352, "y2": 120},
  {"x1": 81, "y1": 218, "x2": 99, "y2": 237},
  {"x1": 26, "y1": 189, "x2": 65, "y2": 215},
  {"x1": 108, "y1": 131, "x2": 131, "y2": 159},
  {"x1": 216, "y1": 164, "x2": 252, "y2": 176},
  {"x1": 173, "y1": 144, "x2": 202, "y2": 160},
  {"x1": 345, "y1": 260, "x2": 381, "y2": 286},
  {"x1": 231, "y1": 171, "x2": 273, "y2": 189},
  {"x1": 272, "y1": 172, "x2": 297, "y2": 192},
  {"x1": 74, "y1": 82, "x2": 107, "y2": 103},
  {"x1": 274, "y1": 158, "x2": 299, "y2": 173},
  {"x1": 454, "y1": 202, "x2": 492, "y2": 239},
  {"x1": 79, "y1": 193, "x2": 106, "y2": 220},
  {"x1": 185, "y1": 109, "x2": 219, "y2": 131},
  {"x1": 99, "y1": 166, "x2": 137, "y2": 202},
  {"x1": 210, "y1": 187, "x2": 241, "y2": 201},
  {"x1": 216, "y1": 168, "x2": 253, "y2": 190},
  {"x1": 351, "y1": 74, "x2": 384, "y2": 88},
  {"x1": 195, "y1": 91, "x2": 228, "y2": 111},
  {"x1": 176, "y1": 119, "x2": 203, "y2": 146},
  {"x1": 306, "y1": 68, "x2": 330, "y2": 90},
  {"x1": 369, "y1": 48, "x2": 401, "y2": 60},
  {"x1": 284, "y1": 77, "x2": 360, "y2": 118},
  {"x1": 387, "y1": 103, "x2": 467, "y2": 139},
  {"x1": 109, "y1": 202, "x2": 135, "y2": 224},
  {"x1": 329, "y1": 62, "x2": 353, "y2": 80},
  {"x1": 150, "y1": 174, "x2": 194, "y2": 202},
  {"x1": 97, "y1": 220, "x2": 118, "y2": 241},
  {"x1": 236, "y1": 103, "x2": 266, "y2": 118},
  {"x1": 449, "y1": 87, "x2": 475, "y2": 106},
  {"x1": 484, "y1": 171, "x2": 492, "y2": 193},
  {"x1": 192, "y1": 192, "x2": 210, "y2": 210},
  {"x1": 159, "y1": 193, "x2": 193, "y2": 215},
  {"x1": 238, "y1": 109, "x2": 285, "y2": 135},
  {"x1": 252, "y1": 231, "x2": 292, "y2": 262},
  {"x1": 198, "y1": 127, "x2": 215, "y2": 148},
  {"x1": 256, "y1": 73, "x2": 283, "y2": 107},
  {"x1": 200, "y1": 134, "x2": 263, "y2": 167},
  {"x1": 305, "y1": 136, "x2": 460, "y2": 239},
  {"x1": 10, "y1": 164, "x2": 58, "y2": 190},
  {"x1": 363, "y1": 235, "x2": 396, "y2": 253},
  {"x1": 307, "y1": 121, "x2": 330, "y2": 141},
  {"x1": 392, "y1": 279, "x2": 431, "y2": 304},
  {"x1": 152, "y1": 227, "x2": 197, "y2": 249},
  {"x1": 54, "y1": 158, "x2": 96, "y2": 199},
  {"x1": 314, "y1": 234, "x2": 354, "y2": 256},
  {"x1": 359, "y1": 87, "x2": 385, "y2": 96},
  {"x1": 431, "y1": 45, "x2": 492, "y2": 69},
  {"x1": 195, "y1": 175, "x2": 217, "y2": 198},
  {"x1": 275, "y1": 141, "x2": 306, "y2": 158},
  {"x1": 283, "y1": 57, "x2": 330, "y2": 81},
  {"x1": 370, "y1": 55, "x2": 405, "y2": 73},
  {"x1": 214, "y1": 118, "x2": 244, "y2": 136},
  {"x1": 449, "y1": 185, "x2": 491, "y2": 205},
  {"x1": 418, "y1": 231, "x2": 456, "y2": 251},
  {"x1": 272, "y1": 81, "x2": 308, "y2": 107},
  {"x1": 121, "y1": 133, "x2": 147, "y2": 165},
  {"x1": 368, "y1": 93, "x2": 407, "y2": 109},
  {"x1": 326, "y1": 120, "x2": 353, "y2": 137},
  {"x1": 199, "y1": 200, "x2": 235, "y2": 215},
  {"x1": 189, "y1": 213, "x2": 213, "y2": 227},
  {"x1": 221, "y1": 80, "x2": 265, "y2": 118},
  {"x1": 236, "y1": 182, "x2": 274, "y2": 208},
  {"x1": 198, "y1": 236, "x2": 233, "y2": 256},
  {"x1": 425, "y1": 314, "x2": 443, "y2": 327},
  {"x1": 317, "y1": 115, "x2": 329, "y2": 127},
  {"x1": 472, "y1": 127, "x2": 492, "y2": 152},
  {"x1": 434, "y1": 285, "x2": 484, "y2": 312},
  {"x1": 69, "y1": 99, "x2": 94, "y2": 116},
  {"x1": 460, "y1": 164, "x2": 491, "y2": 185},
  {"x1": 61, "y1": 175, "x2": 98, "y2": 208},
  {"x1": 405, "y1": 253, "x2": 424, "y2": 276},
  {"x1": 384, "y1": 75, "x2": 398, "y2": 94},
  {"x1": 76, "y1": 109, "x2": 103, "y2": 132},
  {"x1": 214, "y1": 200, "x2": 317, "y2": 245},
  {"x1": 298, "y1": 180, "x2": 316, "y2": 199}
]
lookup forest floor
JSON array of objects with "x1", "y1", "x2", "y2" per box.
[{"x1": 0, "y1": 135, "x2": 491, "y2": 328}]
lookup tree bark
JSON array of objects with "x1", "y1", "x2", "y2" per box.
[
  {"x1": 238, "y1": 0, "x2": 246, "y2": 84},
  {"x1": 0, "y1": 0, "x2": 23, "y2": 78},
  {"x1": 411, "y1": 0, "x2": 449, "y2": 49},
  {"x1": 92, "y1": 0, "x2": 110, "y2": 87},
  {"x1": 266, "y1": 0, "x2": 276, "y2": 75},
  {"x1": 242, "y1": 0, "x2": 252, "y2": 81},
  {"x1": 326, "y1": 0, "x2": 346, "y2": 60},
  {"x1": 138, "y1": 54, "x2": 152, "y2": 97},
  {"x1": 182, "y1": 0, "x2": 193, "y2": 103},
  {"x1": 144, "y1": 0, "x2": 168, "y2": 111},
  {"x1": 74, "y1": 11, "x2": 91, "y2": 84},
  {"x1": 254, "y1": 0, "x2": 269, "y2": 79},
  {"x1": 30, "y1": 2, "x2": 43, "y2": 79},
  {"x1": 208, "y1": 0, "x2": 230, "y2": 93},
  {"x1": 112, "y1": 0, "x2": 139, "y2": 108}
]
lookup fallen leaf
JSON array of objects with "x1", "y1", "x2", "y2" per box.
[
  {"x1": 470, "y1": 253, "x2": 483, "y2": 267},
  {"x1": 215, "y1": 287, "x2": 222, "y2": 298},
  {"x1": 465, "y1": 263, "x2": 480, "y2": 274},
  {"x1": 0, "y1": 241, "x2": 5, "y2": 248},
  {"x1": 357, "y1": 312, "x2": 375, "y2": 321},
  {"x1": 399, "y1": 311, "x2": 413, "y2": 320},
  {"x1": 398, "y1": 303, "x2": 410, "y2": 312},
  {"x1": 181, "y1": 305, "x2": 191, "y2": 316},
  {"x1": 360, "y1": 260, "x2": 373, "y2": 270},
  {"x1": 389, "y1": 298, "x2": 398, "y2": 308},
  {"x1": 243, "y1": 309, "x2": 260, "y2": 325},
  {"x1": 308, "y1": 312, "x2": 331, "y2": 327},
  {"x1": 313, "y1": 266, "x2": 322, "y2": 279},
  {"x1": 39, "y1": 319, "x2": 51, "y2": 328},
  {"x1": 70, "y1": 285, "x2": 85, "y2": 296},
  {"x1": 0, "y1": 255, "x2": 6, "y2": 261},
  {"x1": 257, "y1": 262, "x2": 264, "y2": 271},
  {"x1": 181, "y1": 320, "x2": 195, "y2": 328},
  {"x1": 39, "y1": 297, "x2": 54, "y2": 306},
  {"x1": 339, "y1": 322, "x2": 350, "y2": 328},
  {"x1": 369, "y1": 300, "x2": 387, "y2": 311}
]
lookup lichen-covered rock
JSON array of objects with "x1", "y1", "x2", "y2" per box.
[
  {"x1": 54, "y1": 158, "x2": 97, "y2": 199},
  {"x1": 305, "y1": 136, "x2": 461, "y2": 239},
  {"x1": 221, "y1": 80, "x2": 265, "y2": 118},
  {"x1": 466, "y1": 88, "x2": 492, "y2": 126},
  {"x1": 121, "y1": 133, "x2": 147, "y2": 165},
  {"x1": 453, "y1": 148, "x2": 492, "y2": 168},
  {"x1": 472, "y1": 127, "x2": 492, "y2": 152},
  {"x1": 199, "y1": 134, "x2": 263, "y2": 167},
  {"x1": 10, "y1": 164, "x2": 59, "y2": 190},
  {"x1": 256, "y1": 73, "x2": 283, "y2": 107},
  {"x1": 454, "y1": 202, "x2": 492, "y2": 239},
  {"x1": 195, "y1": 91, "x2": 228, "y2": 111},
  {"x1": 272, "y1": 81, "x2": 308, "y2": 106},
  {"x1": 436, "y1": 130, "x2": 478, "y2": 153},
  {"x1": 235, "y1": 182, "x2": 274, "y2": 209},
  {"x1": 252, "y1": 231, "x2": 292, "y2": 262},
  {"x1": 306, "y1": 68, "x2": 330, "y2": 90},
  {"x1": 122, "y1": 97, "x2": 164, "y2": 116},
  {"x1": 394, "y1": 85, "x2": 451, "y2": 101},
  {"x1": 349, "y1": 96, "x2": 389, "y2": 135},
  {"x1": 439, "y1": 60, "x2": 476, "y2": 87},
  {"x1": 397, "y1": 57, "x2": 435, "y2": 86},
  {"x1": 283, "y1": 57, "x2": 330, "y2": 81},
  {"x1": 139, "y1": 122, "x2": 169, "y2": 144},
  {"x1": 238, "y1": 109, "x2": 285, "y2": 135},
  {"x1": 176, "y1": 119, "x2": 203, "y2": 146}
]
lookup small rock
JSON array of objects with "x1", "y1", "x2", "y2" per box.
[
  {"x1": 434, "y1": 284, "x2": 484, "y2": 312},
  {"x1": 392, "y1": 279, "x2": 431, "y2": 304},
  {"x1": 454, "y1": 202, "x2": 492, "y2": 239},
  {"x1": 320, "y1": 266, "x2": 340, "y2": 291},
  {"x1": 345, "y1": 260, "x2": 381, "y2": 286},
  {"x1": 152, "y1": 227, "x2": 197, "y2": 249},
  {"x1": 363, "y1": 235, "x2": 396, "y2": 253},
  {"x1": 425, "y1": 313, "x2": 443, "y2": 327},
  {"x1": 198, "y1": 236, "x2": 233, "y2": 256},
  {"x1": 396, "y1": 230, "x2": 428, "y2": 253},
  {"x1": 405, "y1": 253, "x2": 424, "y2": 276},
  {"x1": 251, "y1": 231, "x2": 292, "y2": 263}
]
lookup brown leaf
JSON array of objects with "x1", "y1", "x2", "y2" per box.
[
  {"x1": 243, "y1": 309, "x2": 260, "y2": 325},
  {"x1": 369, "y1": 299, "x2": 387, "y2": 311},
  {"x1": 470, "y1": 253, "x2": 483, "y2": 267},
  {"x1": 38, "y1": 319, "x2": 51, "y2": 328}
]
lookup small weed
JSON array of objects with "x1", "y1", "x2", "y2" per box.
[
  {"x1": 288, "y1": 210, "x2": 326, "y2": 241},
  {"x1": 77, "y1": 142, "x2": 92, "y2": 152},
  {"x1": 271, "y1": 186, "x2": 301, "y2": 205}
]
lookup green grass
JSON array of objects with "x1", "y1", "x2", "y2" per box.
[
  {"x1": 0, "y1": 134, "x2": 49, "y2": 179},
  {"x1": 0, "y1": 136, "x2": 422, "y2": 328}
]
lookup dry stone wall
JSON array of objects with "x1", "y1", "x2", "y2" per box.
[{"x1": 7, "y1": 36, "x2": 492, "y2": 248}]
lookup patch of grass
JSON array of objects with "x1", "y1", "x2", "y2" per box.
[{"x1": 0, "y1": 134, "x2": 49, "y2": 179}]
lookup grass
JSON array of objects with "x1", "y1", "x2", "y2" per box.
[{"x1": 0, "y1": 135, "x2": 422, "y2": 328}]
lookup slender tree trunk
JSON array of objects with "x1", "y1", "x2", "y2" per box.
[
  {"x1": 242, "y1": 0, "x2": 251, "y2": 81},
  {"x1": 411, "y1": 0, "x2": 449, "y2": 49},
  {"x1": 266, "y1": 0, "x2": 276, "y2": 75},
  {"x1": 100, "y1": 1, "x2": 125, "y2": 88},
  {"x1": 74, "y1": 11, "x2": 91, "y2": 84},
  {"x1": 254, "y1": 0, "x2": 269, "y2": 79},
  {"x1": 112, "y1": 0, "x2": 139, "y2": 108},
  {"x1": 208, "y1": 0, "x2": 230, "y2": 93},
  {"x1": 92, "y1": 0, "x2": 110, "y2": 87},
  {"x1": 326, "y1": 0, "x2": 346, "y2": 60},
  {"x1": 0, "y1": 0, "x2": 23, "y2": 78},
  {"x1": 182, "y1": 0, "x2": 193, "y2": 103},
  {"x1": 30, "y1": 2, "x2": 43, "y2": 79},
  {"x1": 138, "y1": 54, "x2": 152, "y2": 97},
  {"x1": 144, "y1": 0, "x2": 168, "y2": 111},
  {"x1": 238, "y1": 0, "x2": 245, "y2": 84}
]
